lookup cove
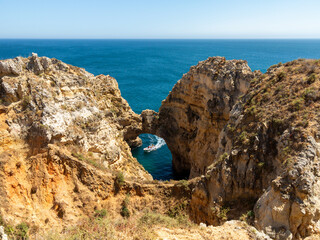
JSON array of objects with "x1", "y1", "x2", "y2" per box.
[{"x1": 131, "y1": 134, "x2": 174, "y2": 180}]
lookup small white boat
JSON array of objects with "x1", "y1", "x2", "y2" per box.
[{"x1": 143, "y1": 144, "x2": 157, "y2": 152}]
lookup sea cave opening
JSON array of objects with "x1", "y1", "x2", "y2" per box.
[{"x1": 131, "y1": 134, "x2": 179, "y2": 181}]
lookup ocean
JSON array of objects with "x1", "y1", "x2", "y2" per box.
[{"x1": 1, "y1": 39, "x2": 320, "y2": 180}]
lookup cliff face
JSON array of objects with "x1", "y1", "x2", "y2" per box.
[
  {"x1": 0, "y1": 53, "x2": 148, "y2": 178},
  {"x1": 142, "y1": 57, "x2": 320, "y2": 239},
  {"x1": 142, "y1": 57, "x2": 253, "y2": 178},
  {"x1": 0, "y1": 54, "x2": 154, "y2": 228},
  {"x1": 187, "y1": 59, "x2": 320, "y2": 239}
]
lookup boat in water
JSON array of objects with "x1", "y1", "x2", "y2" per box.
[
  {"x1": 143, "y1": 144, "x2": 157, "y2": 152},
  {"x1": 143, "y1": 135, "x2": 166, "y2": 152}
]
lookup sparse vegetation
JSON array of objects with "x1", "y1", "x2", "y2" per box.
[
  {"x1": 176, "y1": 180, "x2": 189, "y2": 191},
  {"x1": 42, "y1": 209, "x2": 196, "y2": 240},
  {"x1": 72, "y1": 152, "x2": 103, "y2": 169},
  {"x1": 0, "y1": 220, "x2": 29, "y2": 240},
  {"x1": 276, "y1": 71, "x2": 286, "y2": 81},
  {"x1": 240, "y1": 210, "x2": 254, "y2": 224},
  {"x1": 120, "y1": 194, "x2": 130, "y2": 218},
  {"x1": 290, "y1": 98, "x2": 304, "y2": 111},
  {"x1": 115, "y1": 171, "x2": 125, "y2": 187},
  {"x1": 306, "y1": 73, "x2": 316, "y2": 84},
  {"x1": 167, "y1": 201, "x2": 188, "y2": 219},
  {"x1": 15, "y1": 222, "x2": 29, "y2": 239},
  {"x1": 238, "y1": 131, "x2": 250, "y2": 145},
  {"x1": 21, "y1": 95, "x2": 31, "y2": 109},
  {"x1": 219, "y1": 152, "x2": 229, "y2": 162},
  {"x1": 212, "y1": 205, "x2": 230, "y2": 222},
  {"x1": 95, "y1": 209, "x2": 107, "y2": 219}
]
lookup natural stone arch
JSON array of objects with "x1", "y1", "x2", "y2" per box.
[{"x1": 140, "y1": 57, "x2": 254, "y2": 179}]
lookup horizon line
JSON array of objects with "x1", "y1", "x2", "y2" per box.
[{"x1": 1, "y1": 38, "x2": 320, "y2": 40}]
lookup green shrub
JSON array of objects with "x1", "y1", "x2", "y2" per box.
[
  {"x1": 306, "y1": 73, "x2": 316, "y2": 84},
  {"x1": 176, "y1": 180, "x2": 189, "y2": 191},
  {"x1": 276, "y1": 71, "x2": 286, "y2": 81},
  {"x1": 217, "y1": 207, "x2": 229, "y2": 221},
  {"x1": 21, "y1": 95, "x2": 31, "y2": 109},
  {"x1": 95, "y1": 209, "x2": 107, "y2": 219},
  {"x1": 15, "y1": 222, "x2": 29, "y2": 239},
  {"x1": 238, "y1": 131, "x2": 250, "y2": 145},
  {"x1": 120, "y1": 195, "x2": 130, "y2": 218},
  {"x1": 219, "y1": 152, "x2": 229, "y2": 162},
  {"x1": 212, "y1": 206, "x2": 229, "y2": 222},
  {"x1": 115, "y1": 172, "x2": 125, "y2": 187},
  {"x1": 167, "y1": 201, "x2": 188, "y2": 218},
  {"x1": 240, "y1": 210, "x2": 255, "y2": 224},
  {"x1": 290, "y1": 98, "x2": 304, "y2": 111},
  {"x1": 5, "y1": 225, "x2": 15, "y2": 236}
]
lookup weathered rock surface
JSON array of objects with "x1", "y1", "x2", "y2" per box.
[
  {"x1": 142, "y1": 57, "x2": 253, "y2": 178},
  {"x1": 188, "y1": 59, "x2": 320, "y2": 239},
  {"x1": 0, "y1": 53, "x2": 148, "y2": 179},
  {"x1": 142, "y1": 57, "x2": 320, "y2": 239},
  {"x1": 0, "y1": 54, "x2": 156, "y2": 230}
]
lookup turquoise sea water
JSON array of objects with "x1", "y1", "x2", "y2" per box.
[{"x1": 1, "y1": 39, "x2": 320, "y2": 180}]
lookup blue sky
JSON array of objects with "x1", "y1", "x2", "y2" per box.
[{"x1": 1, "y1": 0, "x2": 319, "y2": 39}]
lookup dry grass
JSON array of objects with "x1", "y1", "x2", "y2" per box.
[{"x1": 40, "y1": 210, "x2": 196, "y2": 240}]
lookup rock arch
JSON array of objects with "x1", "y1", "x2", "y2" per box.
[{"x1": 140, "y1": 57, "x2": 253, "y2": 179}]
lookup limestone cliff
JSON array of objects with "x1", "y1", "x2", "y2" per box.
[
  {"x1": 142, "y1": 57, "x2": 253, "y2": 178},
  {"x1": 190, "y1": 60, "x2": 320, "y2": 240},
  {"x1": 143, "y1": 57, "x2": 320, "y2": 239},
  {"x1": 0, "y1": 53, "x2": 148, "y2": 178},
  {"x1": 0, "y1": 54, "x2": 154, "y2": 229}
]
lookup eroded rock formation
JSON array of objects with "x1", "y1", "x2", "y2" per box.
[
  {"x1": 0, "y1": 54, "x2": 159, "y2": 229},
  {"x1": 0, "y1": 53, "x2": 147, "y2": 178},
  {"x1": 142, "y1": 57, "x2": 253, "y2": 178},
  {"x1": 2, "y1": 54, "x2": 320, "y2": 240},
  {"x1": 143, "y1": 57, "x2": 320, "y2": 239}
]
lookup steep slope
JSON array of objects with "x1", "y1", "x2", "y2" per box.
[
  {"x1": 0, "y1": 54, "x2": 153, "y2": 229},
  {"x1": 0, "y1": 53, "x2": 148, "y2": 178}
]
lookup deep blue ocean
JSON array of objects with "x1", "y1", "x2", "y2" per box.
[{"x1": 1, "y1": 39, "x2": 320, "y2": 180}]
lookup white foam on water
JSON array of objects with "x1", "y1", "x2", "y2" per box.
[
  {"x1": 144, "y1": 135, "x2": 166, "y2": 152},
  {"x1": 154, "y1": 135, "x2": 166, "y2": 149}
]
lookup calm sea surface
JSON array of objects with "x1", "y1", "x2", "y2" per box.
[{"x1": 1, "y1": 39, "x2": 320, "y2": 179}]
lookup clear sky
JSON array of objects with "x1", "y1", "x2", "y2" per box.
[{"x1": 1, "y1": 0, "x2": 320, "y2": 39}]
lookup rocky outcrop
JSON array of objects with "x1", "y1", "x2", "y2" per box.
[
  {"x1": 189, "y1": 59, "x2": 320, "y2": 239},
  {"x1": 0, "y1": 54, "x2": 156, "y2": 230},
  {"x1": 141, "y1": 57, "x2": 320, "y2": 239},
  {"x1": 0, "y1": 53, "x2": 148, "y2": 179},
  {"x1": 142, "y1": 57, "x2": 253, "y2": 178}
]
